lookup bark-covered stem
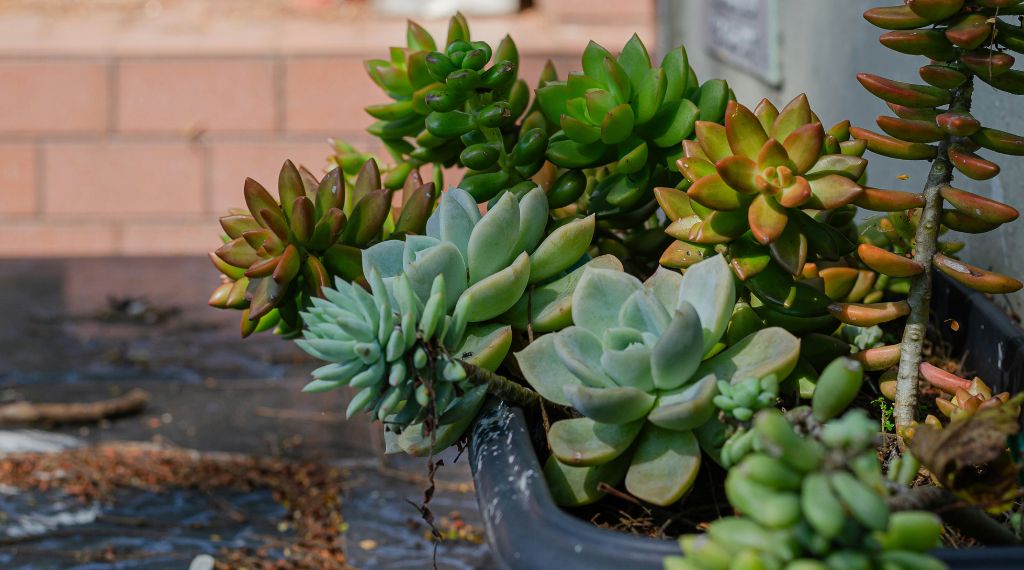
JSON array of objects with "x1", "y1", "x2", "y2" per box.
[{"x1": 894, "y1": 78, "x2": 974, "y2": 431}]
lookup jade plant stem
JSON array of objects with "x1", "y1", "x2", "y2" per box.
[{"x1": 894, "y1": 78, "x2": 974, "y2": 431}]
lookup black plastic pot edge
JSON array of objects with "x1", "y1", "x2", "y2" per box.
[{"x1": 469, "y1": 274, "x2": 1024, "y2": 570}]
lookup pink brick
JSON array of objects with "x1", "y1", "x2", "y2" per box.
[
  {"x1": 284, "y1": 57, "x2": 380, "y2": 135},
  {"x1": 208, "y1": 140, "x2": 339, "y2": 214},
  {"x1": 517, "y1": 56, "x2": 581, "y2": 87},
  {"x1": 118, "y1": 59, "x2": 277, "y2": 133},
  {"x1": 0, "y1": 144, "x2": 38, "y2": 215},
  {"x1": 119, "y1": 219, "x2": 222, "y2": 255},
  {"x1": 0, "y1": 61, "x2": 108, "y2": 134},
  {"x1": 536, "y1": 0, "x2": 654, "y2": 23},
  {"x1": 44, "y1": 142, "x2": 203, "y2": 216},
  {"x1": 0, "y1": 221, "x2": 117, "y2": 257}
]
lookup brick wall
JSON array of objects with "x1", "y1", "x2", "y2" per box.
[{"x1": 0, "y1": 5, "x2": 652, "y2": 257}]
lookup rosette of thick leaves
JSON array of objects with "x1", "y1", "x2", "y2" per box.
[
  {"x1": 362, "y1": 13, "x2": 545, "y2": 197},
  {"x1": 516, "y1": 255, "x2": 800, "y2": 506},
  {"x1": 296, "y1": 267, "x2": 514, "y2": 456},
  {"x1": 658, "y1": 94, "x2": 881, "y2": 321},
  {"x1": 296, "y1": 185, "x2": 593, "y2": 456},
  {"x1": 208, "y1": 158, "x2": 436, "y2": 337},
  {"x1": 536, "y1": 35, "x2": 734, "y2": 217}
]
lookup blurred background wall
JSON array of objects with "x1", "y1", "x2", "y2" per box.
[
  {"x1": 659, "y1": 0, "x2": 1023, "y2": 316},
  {"x1": 0, "y1": 0, "x2": 651, "y2": 255}
]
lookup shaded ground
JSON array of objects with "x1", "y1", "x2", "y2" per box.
[{"x1": 0, "y1": 257, "x2": 491, "y2": 569}]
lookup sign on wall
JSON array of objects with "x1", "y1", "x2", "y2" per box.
[{"x1": 706, "y1": 0, "x2": 781, "y2": 86}]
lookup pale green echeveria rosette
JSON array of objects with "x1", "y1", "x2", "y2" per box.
[
  {"x1": 516, "y1": 254, "x2": 801, "y2": 507},
  {"x1": 296, "y1": 185, "x2": 596, "y2": 456}
]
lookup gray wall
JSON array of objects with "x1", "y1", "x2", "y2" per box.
[{"x1": 658, "y1": 0, "x2": 1024, "y2": 317}]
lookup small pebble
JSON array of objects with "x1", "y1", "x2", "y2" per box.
[{"x1": 189, "y1": 554, "x2": 215, "y2": 570}]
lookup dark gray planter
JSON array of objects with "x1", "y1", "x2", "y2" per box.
[{"x1": 469, "y1": 275, "x2": 1024, "y2": 569}]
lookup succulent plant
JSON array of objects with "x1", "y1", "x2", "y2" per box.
[
  {"x1": 713, "y1": 375, "x2": 780, "y2": 423},
  {"x1": 208, "y1": 158, "x2": 436, "y2": 337},
  {"x1": 516, "y1": 255, "x2": 801, "y2": 506},
  {"x1": 666, "y1": 407, "x2": 946, "y2": 570},
  {"x1": 655, "y1": 95, "x2": 921, "y2": 331},
  {"x1": 907, "y1": 363, "x2": 1016, "y2": 425},
  {"x1": 361, "y1": 13, "x2": 549, "y2": 198},
  {"x1": 860, "y1": 0, "x2": 1024, "y2": 430},
  {"x1": 295, "y1": 185, "x2": 596, "y2": 455},
  {"x1": 536, "y1": 35, "x2": 733, "y2": 220},
  {"x1": 711, "y1": 357, "x2": 864, "y2": 469}
]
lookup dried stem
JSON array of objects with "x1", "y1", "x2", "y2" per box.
[{"x1": 894, "y1": 78, "x2": 974, "y2": 433}]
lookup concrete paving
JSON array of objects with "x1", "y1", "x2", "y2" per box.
[{"x1": 0, "y1": 257, "x2": 491, "y2": 568}]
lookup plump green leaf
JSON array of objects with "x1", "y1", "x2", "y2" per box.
[
  {"x1": 459, "y1": 251, "x2": 530, "y2": 321},
  {"x1": 624, "y1": 426, "x2": 701, "y2": 506},
  {"x1": 529, "y1": 215, "x2": 596, "y2": 283},
  {"x1": 600, "y1": 331, "x2": 655, "y2": 391},
  {"x1": 677, "y1": 254, "x2": 735, "y2": 352},
  {"x1": 361, "y1": 239, "x2": 406, "y2": 279},
  {"x1": 647, "y1": 373, "x2": 718, "y2": 431},
  {"x1": 572, "y1": 267, "x2": 644, "y2": 337},
  {"x1": 644, "y1": 266, "x2": 684, "y2": 313},
  {"x1": 563, "y1": 384, "x2": 656, "y2": 424},
  {"x1": 544, "y1": 454, "x2": 629, "y2": 507},
  {"x1": 456, "y1": 323, "x2": 513, "y2": 372},
  {"x1": 515, "y1": 334, "x2": 582, "y2": 406},
  {"x1": 652, "y1": 303, "x2": 705, "y2": 390},
  {"x1": 468, "y1": 192, "x2": 520, "y2": 284},
  {"x1": 618, "y1": 289, "x2": 671, "y2": 336},
  {"x1": 696, "y1": 327, "x2": 800, "y2": 384},
  {"x1": 513, "y1": 186, "x2": 549, "y2": 256},
  {"x1": 404, "y1": 240, "x2": 468, "y2": 309},
  {"x1": 549, "y1": 417, "x2": 644, "y2": 466},
  {"x1": 554, "y1": 326, "x2": 616, "y2": 388}
]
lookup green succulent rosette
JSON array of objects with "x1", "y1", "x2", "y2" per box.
[
  {"x1": 361, "y1": 13, "x2": 549, "y2": 199},
  {"x1": 208, "y1": 158, "x2": 436, "y2": 337},
  {"x1": 535, "y1": 35, "x2": 733, "y2": 220},
  {"x1": 517, "y1": 254, "x2": 800, "y2": 506},
  {"x1": 295, "y1": 185, "x2": 596, "y2": 455}
]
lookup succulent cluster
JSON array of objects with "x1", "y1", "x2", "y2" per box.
[
  {"x1": 517, "y1": 255, "x2": 801, "y2": 506},
  {"x1": 655, "y1": 94, "x2": 922, "y2": 336},
  {"x1": 361, "y1": 14, "x2": 548, "y2": 199},
  {"x1": 208, "y1": 159, "x2": 435, "y2": 337},
  {"x1": 296, "y1": 185, "x2": 595, "y2": 453},
  {"x1": 714, "y1": 357, "x2": 865, "y2": 469},
  {"x1": 666, "y1": 407, "x2": 946, "y2": 570},
  {"x1": 536, "y1": 35, "x2": 732, "y2": 219},
  {"x1": 857, "y1": 0, "x2": 1024, "y2": 296},
  {"x1": 912, "y1": 362, "x2": 1016, "y2": 424}
]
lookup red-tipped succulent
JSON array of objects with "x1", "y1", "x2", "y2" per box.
[{"x1": 208, "y1": 158, "x2": 435, "y2": 337}]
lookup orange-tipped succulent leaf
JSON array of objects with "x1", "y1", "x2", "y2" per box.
[
  {"x1": 932, "y1": 254, "x2": 1023, "y2": 294},
  {"x1": 857, "y1": 244, "x2": 924, "y2": 278},
  {"x1": 827, "y1": 300, "x2": 911, "y2": 326}
]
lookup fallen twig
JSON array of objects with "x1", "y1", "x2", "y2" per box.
[{"x1": 0, "y1": 389, "x2": 149, "y2": 425}]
